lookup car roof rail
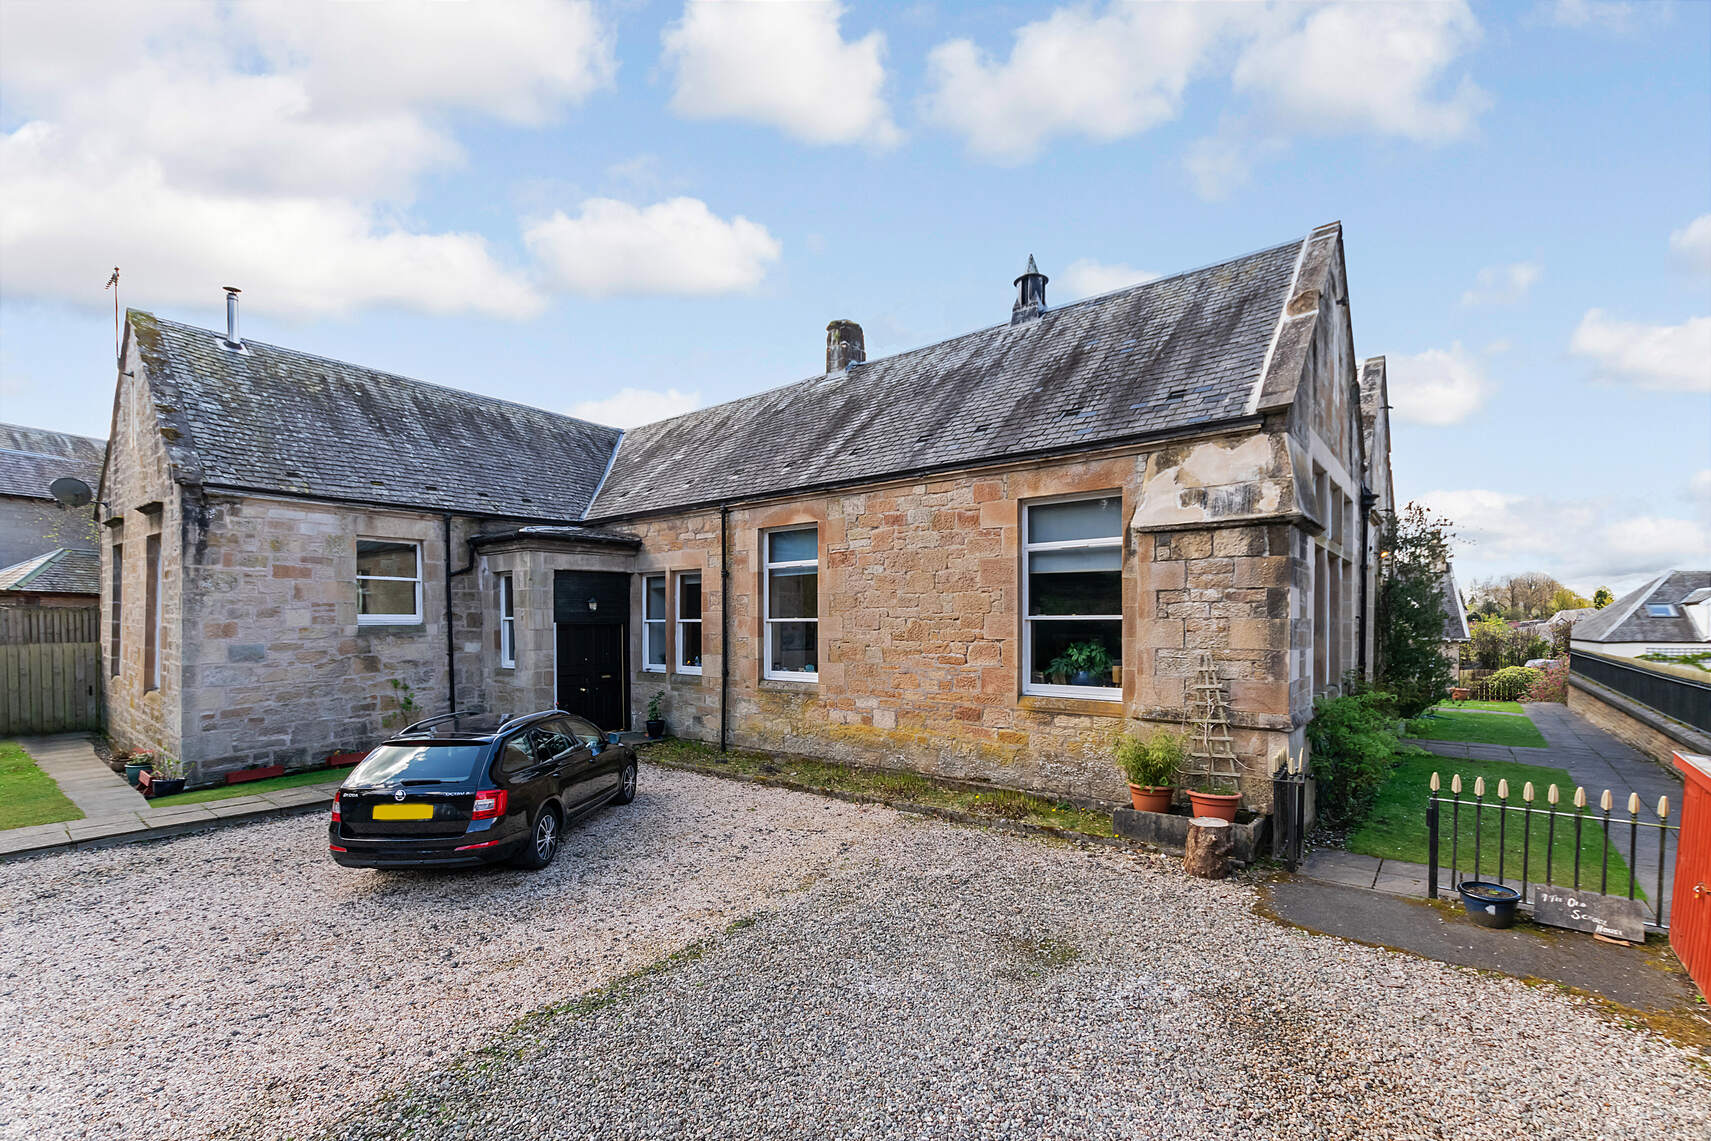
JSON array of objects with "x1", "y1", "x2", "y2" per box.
[
  {"x1": 397, "y1": 709, "x2": 486, "y2": 737},
  {"x1": 496, "y1": 709, "x2": 561, "y2": 735}
]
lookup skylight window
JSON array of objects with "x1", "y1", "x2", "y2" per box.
[{"x1": 1646, "y1": 603, "x2": 1677, "y2": 617}]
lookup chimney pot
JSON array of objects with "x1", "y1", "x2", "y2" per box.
[
  {"x1": 826, "y1": 319, "x2": 865, "y2": 373},
  {"x1": 223, "y1": 286, "x2": 243, "y2": 347},
  {"x1": 1011, "y1": 255, "x2": 1048, "y2": 325}
]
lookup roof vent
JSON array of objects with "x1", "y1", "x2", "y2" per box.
[
  {"x1": 826, "y1": 320, "x2": 865, "y2": 373},
  {"x1": 1011, "y1": 255, "x2": 1047, "y2": 325},
  {"x1": 221, "y1": 286, "x2": 243, "y2": 350}
]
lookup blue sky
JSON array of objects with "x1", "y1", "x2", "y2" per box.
[{"x1": 1, "y1": 0, "x2": 1707, "y2": 596}]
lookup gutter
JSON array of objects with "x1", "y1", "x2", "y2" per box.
[
  {"x1": 443, "y1": 514, "x2": 478, "y2": 715},
  {"x1": 720, "y1": 504, "x2": 730, "y2": 755}
]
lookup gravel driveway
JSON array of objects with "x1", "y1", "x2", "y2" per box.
[
  {"x1": 3, "y1": 767, "x2": 1706, "y2": 1141},
  {"x1": 0, "y1": 766, "x2": 897, "y2": 1141}
]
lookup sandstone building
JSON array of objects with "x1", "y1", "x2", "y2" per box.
[{"x1": 99, "y1": 223, "x2": 1395, "y2": 807}]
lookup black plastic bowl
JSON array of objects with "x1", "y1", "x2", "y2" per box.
[{"x1": 1458, "y1": 880, "x2": 1522, "y2": 928}]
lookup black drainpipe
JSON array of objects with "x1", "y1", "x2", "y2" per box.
[
  {"x1": 1357, "y1": 489, "x2": 1378, "y2": 679},
  {"x1": 719, "y1": 504, "x2": 731, "y2": 755},
  {"x1": 444, "y1": 514, "x2": 477, "y2": 714}
]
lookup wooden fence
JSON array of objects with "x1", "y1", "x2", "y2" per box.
[{"x1": 0, "y1": 606, "x2": 103, "y2": 734}]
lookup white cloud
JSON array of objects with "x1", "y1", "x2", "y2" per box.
[
  {"x1": 1569, "y1": 311, "x2": 1711, "y2": 392},
  {"x1": 1059, "y1": 260, "x2": 1158, "y2": 299},
  {"x1": 571, "y1": 387, "x2": 702, "y2": 430},
  {"x1": 1670, "y1": 214, "x2": 1711, "y2": 273},
  {"x1": 921, "y1": 3, "x2": 1242, "y2": 163},
  {"x1": 525, "y1": 198, "x2": 782, "y2": 298},
  {"x1": 1461, "y1": 262, "x2": 1540, "y2": 307},
  {"x1": 1231, "y1": 1, "x2": 1488, "y2": 143},
  {"x1": 0, "y1": 1, "x2": 614, "y2": 317},
  {"x1": 662, "y1": 1, "x2": 899, "y2": 147},
  {"x1": 1420, "y1": 487, "x2": 1711, "y2": 591},
  {"x1": 1387, "y1": 344, "x2": 1492, "y2": 426}
]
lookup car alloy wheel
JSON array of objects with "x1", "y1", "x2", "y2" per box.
[
  {"x1": 533, "y1": 810, "x2": 559, "y2": 863},
  {"x1": 621, "y1": 764, "x2": 637, "y2": 801}
]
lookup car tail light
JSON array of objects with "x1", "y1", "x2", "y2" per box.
[
  {"x1": 455, "y1": 838, "x2": 503, "y2": 851},
  {"x1": 472, "y1": 788, "x2": 507, "y2": 820},
  {"x1": 331, "y1": 791, "x2": 342, "y2": 822},
  {"x1": 329, "y1": 845, "x2": 347, "y2": 853}
]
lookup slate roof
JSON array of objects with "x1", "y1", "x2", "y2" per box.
[
  {"x1": 586, "y1": 236, "x2": 1306, "y2": 519},
  {"x1": 1573, "y1": 571, "x2": 1711, "y2": 644},
  {"x1": 1441, "y1": 568, "x2": 1470, "y2": 642},
  {"x1": 127, "y1": 312, "x2": 623, "y2": 520},
  {"x1": 0, "y1": 423, "x2": 106, "y2": 501},
  {"x1": 0, "y1": 548, "x2": 100, "y2": 595}
]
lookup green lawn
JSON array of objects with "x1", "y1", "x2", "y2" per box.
[
  {"x1": 1434, "y1": 699, "x2": 1524, "y2": 714},
  {"x1": 150, "y1": 767, "x2": 344, "y2": 807},
  {"x1": 0, "y1": 740, "x2": 83, "y2": 830},
  {"x1": 643, "y1": 738, "x2": 1116, "y2": 838},
  {"x1": 1350, "y1": 753, "x2": 1639, "y2": 896},
  {"x1": 1406, "y1": 709, "x2": 1548, "y2": 748}
]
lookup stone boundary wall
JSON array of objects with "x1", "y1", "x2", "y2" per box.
[{"x1": 1566, "y1": 675, "x2": 1711, "y2": 773}]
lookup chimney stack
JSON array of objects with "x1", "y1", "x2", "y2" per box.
[
  {"x1": 826, "y1": 319, "x2": 865, "y2": 372},
  {"x1": 222, "y1": 286, "x2": 243, "y2": 348},
  {"x1": 1011, "y1": 255, "x2": 1047, "y2": 325}
]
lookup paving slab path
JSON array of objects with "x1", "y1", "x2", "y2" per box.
[{"x1": 0, "y1": 735, "x2": 339, "y2": 859}]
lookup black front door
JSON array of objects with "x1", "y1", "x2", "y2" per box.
[{"x1": 556, "y1": 622, "x2": 626, "y2": 732}]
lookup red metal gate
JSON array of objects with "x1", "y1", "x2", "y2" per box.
[{"x1": 1670, "y1": 752, "x2": 1711, "y2": 995}]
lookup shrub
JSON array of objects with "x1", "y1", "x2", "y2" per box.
[
  {"x1": 1306, "y1": 690, "x2": 1401, "y2": 831},
  {"x1": 1114, "y1": 728, "x2": 1187, "y2": 788},
  {"x1": 1486, "y1": 665, "x2": 1543, "y2": 701},
  {"x1": 1375, "y1": 505, "x2": 1457, "y2": 718},
  {"x1": 1525, "y1": 660, "x2": 1568, "y2": 703}
]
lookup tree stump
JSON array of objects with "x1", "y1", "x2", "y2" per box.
[{"x1": 1183, "y1": 816, "x2": 1233, "y2": 880}]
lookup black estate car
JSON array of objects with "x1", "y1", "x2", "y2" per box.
[{"x1": 329, "y1": 710, "x2": 637, "y2": 871}]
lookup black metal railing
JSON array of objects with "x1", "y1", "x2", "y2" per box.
[
  {"x1": 1570, "y1": 650, "x2": 1711, "y2": 735},
  {"x1": 1272, "y1": 755, "x2": 1310, "y2": 871},
  {"x1": 1426, "y1": 771, "x2": 1678, "y2": 929}
]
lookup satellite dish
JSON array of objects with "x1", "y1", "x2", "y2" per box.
[{"x1": 49, "y1": 477, "x2": 93, "y2": 508}]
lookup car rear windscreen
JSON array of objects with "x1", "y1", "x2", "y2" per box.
[{"x1": 348, "y1": 744, "x2": 487, "y2": 786}]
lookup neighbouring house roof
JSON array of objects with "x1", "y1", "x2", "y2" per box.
[
  {"x1": 0, "y1": 423, "x2": 106, "y2": 501},
  {"x1": 1572, "y1": 570, "x2": 1711, "y2": 644},
  {"x1": 1441, "y1": 567, "x2": 1470, "y2": 642},
  {"x1": 0, "y1": 547, "x2": 100, "y2": 595},
  {"x1": 125, "y1": 312, "x2": 624, "y2": 520},
  {"x1": 1547, "y1": 606, "x2": 1596, "y2": 628},
  {"x1": 586, "y1": 234, "x2": 1309, "y2": 519}
]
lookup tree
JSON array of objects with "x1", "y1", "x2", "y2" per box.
[
  {"x1": 1469, "y1": 613, "x2": 1508, "y2": 670},
  {"x1": 1375, "y1": 504, "x2": 1457, "y2": 719},
  {"x1": 1548, "y1": 586, "x2": 1591, "y2": 613},
  {"x1": 1593, "y1": 587, "x2": 1614, "y2": 609},
  {"x1": 1468, "y1": 571, "x2": 1568, "y2": 620}
]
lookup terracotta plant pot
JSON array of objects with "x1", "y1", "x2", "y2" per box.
[
  {"x1": 1128, "y1": 784, "x2": 1174, "y2": 813},
  {"x1": 1187, "y1": 790, "x2": 1241, "y2": 822}
]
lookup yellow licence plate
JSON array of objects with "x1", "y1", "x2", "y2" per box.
[{"x1": 372, "y1": 803, "x2": 434, "y2": 821}]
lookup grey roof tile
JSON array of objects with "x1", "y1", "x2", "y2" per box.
[
  {"x1": 1574, "y1": 571, "x2": 1711, "y2": 643},
  {"x1": 0, "y1": 548, "x2": 100, "y2": 594},
  {"x1": 586, "y1": 237, "x2": 1304, "y2": 519},
  {"x1": 128, "y1": 313, "x2": 622, "y2": 520},
  {"x1": 0, "y1": 423, "x2": 106, "y2": 501}
]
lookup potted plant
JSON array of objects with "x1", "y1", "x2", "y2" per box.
[
  {"x1": 645, "y1": 692, "x2": 666, "y2": 740},
  {"x1": 1047, "y1": 641, "x2": 1113, "y2": 687},
  {"x1": 1115, "y1": 728, "x2": 1185, "y2": 813},
  {"x1": 123, "y1": 751, "x2": 155, "y2": 788},
  {"x1": 1187, "y1": 780, "x2": 1241, "y2": 822},
  {"x1": 146, "y1": 755, "x2": 187, "y2": 798}
]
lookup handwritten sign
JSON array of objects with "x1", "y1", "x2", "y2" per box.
[{"x1": 1532, "y1": 886, "x2": 1648, "y2": 943}]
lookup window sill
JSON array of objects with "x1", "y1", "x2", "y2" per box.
[
  {"x1": 677, "y1": 667, "x2": 705, "y2": 677},
  {"x1": 760, "y1": 674, "x2": 818, "y2": 690},
  {"x1": 642, "y1": 666, "x2": 667, "y2": 675},
  {"x1": 357, "y1": 622, "x2": 425, "y2": 636},
  {"x1": 1018, "y1": 694, "x2": 1125, "y2": 718}
]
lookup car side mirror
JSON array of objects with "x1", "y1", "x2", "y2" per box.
[{"x1": 607, "y1": 732, "x2": 622, "y2": 746}]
